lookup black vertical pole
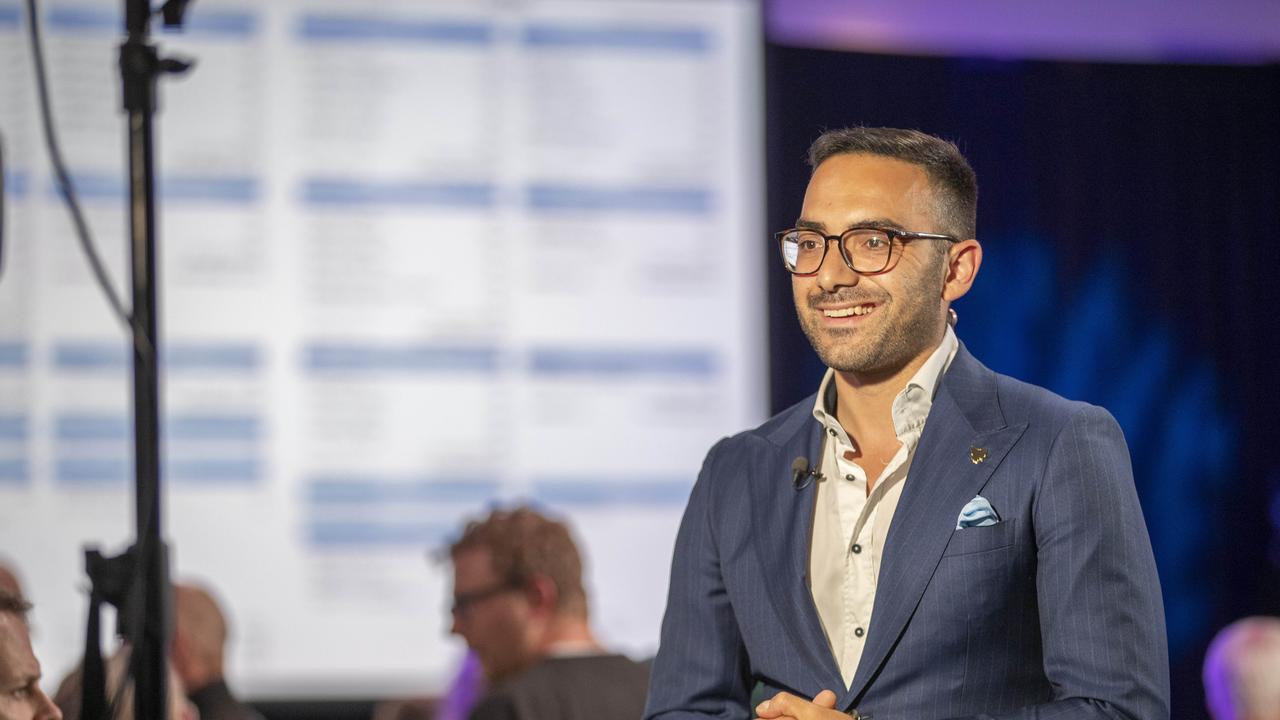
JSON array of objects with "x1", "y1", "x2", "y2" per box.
[{"x1": 120, "y1": 1, "x2": 168, "y2": 718}]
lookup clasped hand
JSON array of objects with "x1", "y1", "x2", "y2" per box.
[{"x1": 755, "y1": 689, "x2": 849, "y2": 720}]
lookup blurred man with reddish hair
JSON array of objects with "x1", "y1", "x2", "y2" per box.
[{"x1": 447, "y1": 506, "x2": 649, "y2": 720}]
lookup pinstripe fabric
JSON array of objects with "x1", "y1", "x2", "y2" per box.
[{"x1": 644, "y1": 345, "x2": 1170, "y2": 720}]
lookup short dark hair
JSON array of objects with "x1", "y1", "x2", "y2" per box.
[
  {"x1": 808, "y1": 127, "x2": 978, "y2": 239},
  {"x1": 0, "y1": 589, "x2": 31, "y2": 620},
  {"x1": 449, "y1": 506, "x2": 588, "y2": 618}
]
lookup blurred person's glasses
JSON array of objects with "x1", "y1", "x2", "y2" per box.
[
  {"x1": 451, "y1": 581, "x2": 521, "y2": 616},
  {"x1": 775, "y1": 226, "x2": 959, "y2": 275}
]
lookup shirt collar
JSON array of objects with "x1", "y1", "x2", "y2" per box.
[{"x1": 811, "y1": 324, "x2": 960, "y2": 443}]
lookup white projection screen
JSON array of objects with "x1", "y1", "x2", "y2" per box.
[{"x1": 0, "y1": 0, "x2": 766, "y2": 700}]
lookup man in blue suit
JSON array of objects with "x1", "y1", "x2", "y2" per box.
[{"x1": 644, "y1": 128, "x2": 1169, "y2": 720}]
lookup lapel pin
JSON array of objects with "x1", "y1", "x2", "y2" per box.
[{"x1": 969, "y1": 447, "x2": 988, "y2": 465}]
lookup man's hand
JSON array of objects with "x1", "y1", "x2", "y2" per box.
[{"x1": 754, "y1": 689, "x2": 846, "y2": 720}]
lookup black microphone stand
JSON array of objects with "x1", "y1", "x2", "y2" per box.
[{"x1": 79, "y1": 2, "x2": 192, "y2": 719}]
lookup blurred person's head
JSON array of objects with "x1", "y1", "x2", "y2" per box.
[
  {"x1": 0, "y1": 564, "x2": 22, "y2": 600},
  {"x1": 1204, "y1": 616, "x2": 1280, "y2": 720},
  {"x1": 0, "y1": 590, "x2": 60, "y2": 720},
  {"x1": 52, "y1": 645, "x2": 193, "y2": 720},
  {"x1": 447, "y1": 506, "x2": 590, "y2": 681},
  {"x1": 171, "y1": 583, "x2": 229, "y2": 693}
]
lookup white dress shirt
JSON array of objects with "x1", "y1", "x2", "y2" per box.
[{"x1": 808, "y1": 325, "x2": 959, "y2": 687}]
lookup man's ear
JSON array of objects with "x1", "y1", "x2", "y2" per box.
[
  {"x1": 942, "y1": 238, "x2": 982, "y2": 302},
  {"x1": 170, "y1": 625, "x2": 184, "y2": 657},
  {"x1": 170, "y1": 627, "x2": 193, "y2": 678},
  {"x1": 525, "y1": 575, "x2": 560, "y2": 614}
]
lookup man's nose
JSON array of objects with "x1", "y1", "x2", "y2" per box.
[
  {"x1": 816, "y1": 239, "x2": 860, "y2": 293},
  {"x1": 36, "y1": 686, "x2": 62, "y2": 720}
]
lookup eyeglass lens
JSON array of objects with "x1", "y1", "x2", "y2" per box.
[{"x1": 779, "y1": 229, "x2": 895, "y2": 274}]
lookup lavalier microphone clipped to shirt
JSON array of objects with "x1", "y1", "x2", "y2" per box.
[{"x1": 791, "y1": 456, "x2": 823, "y2": 490}]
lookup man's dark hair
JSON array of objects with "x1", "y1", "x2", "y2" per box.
[
  {"x1": 0, "y1": 588, "x2": 31, "y2": 620},
  {"x1": 808, "y1": 127, "x2": 978, "y2": 239},
  {"x1": 449, "y1": 506, "x2": 588, "y2": 619}
]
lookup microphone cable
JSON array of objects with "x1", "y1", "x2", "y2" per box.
[{"x1": 25, "y1": 0, "x2": 152, "y2": 355}]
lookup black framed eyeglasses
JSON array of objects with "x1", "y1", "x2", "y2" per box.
[
  {"x1": 451, "y1": 580, "x2": 521, "y2": 616},
  {"x1": 775, "y1": 226, "x2": 959, "y2": 275}
]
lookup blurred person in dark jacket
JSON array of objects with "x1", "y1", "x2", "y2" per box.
[
  {"x1": 447, "y1": 506, "x2": 649, "y2": 720},
  {"x1": 171, "y1": 583, "x2": 264, "y2": 720}
]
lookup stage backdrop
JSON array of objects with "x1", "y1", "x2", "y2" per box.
[
  {"x1": 765, "y1": 44, "x2": 1280, "y2": 719},
  {"x1": 0, "y1": 0, "x2": 767, "y2": 699}
]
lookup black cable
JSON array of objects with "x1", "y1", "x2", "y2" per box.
[
  {"x1": 27, "y1": 10, "x2": 165, "y2": 708},
  {"x1": 26, "y1": 0, "x2": 146, "y2": 350}
]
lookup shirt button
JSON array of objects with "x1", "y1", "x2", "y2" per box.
[
  {"x1": 844, "y1": 474, "x2": 856, "y2": 482},
  {"x1": 828, "y1": 428, "x2": 838, "y2": 437},
  {"x1": 851, "y1": 543, "x2": 862, "y2": 554},
  {"x1": 854, "y1": 627, "x2": 865, "y2": 637}
]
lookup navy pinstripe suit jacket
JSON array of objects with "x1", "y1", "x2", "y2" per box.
[{"x1": 644, "y1": 345, "x2": 1170, "y2": 720}]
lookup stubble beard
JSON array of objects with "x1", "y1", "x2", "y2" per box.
[{"x1": 797, "y1": 273, "x2": 947, "y2": 377}]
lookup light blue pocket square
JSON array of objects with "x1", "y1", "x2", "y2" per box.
[{"x1": 956, "y1": 495, "x2": 1001, "y2": 530}]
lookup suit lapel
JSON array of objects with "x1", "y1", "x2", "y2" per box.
[
  {"x1": 844, "y1": 347, "x2": 1027, "y2": 703},
  {"x1": 752, "y1": 405, "x2": 845, "y2": 693}
]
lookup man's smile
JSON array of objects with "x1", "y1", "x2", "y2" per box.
[{"x1": 820, "y1": 302, "x2": 878, "y2": 319}]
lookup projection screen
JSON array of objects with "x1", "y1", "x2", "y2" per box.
[{"x1": 0, "y1": 0, "x2": 765, "y2": 698}]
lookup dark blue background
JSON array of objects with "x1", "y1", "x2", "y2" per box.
[{"x1": 764, "y1": 45, "x2": 1280, "y2": 719}]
